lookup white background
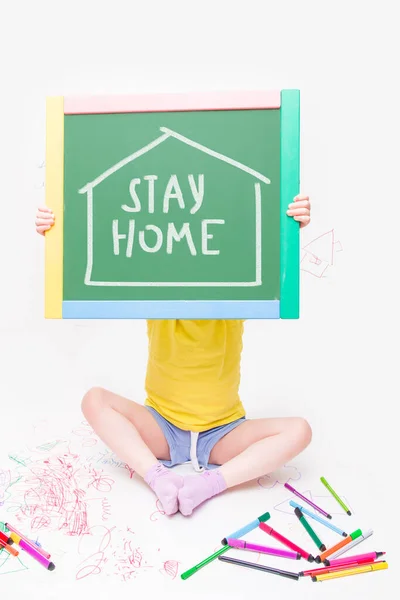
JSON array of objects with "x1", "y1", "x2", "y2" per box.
[{"x1": 0, "y1": 1, "x2": 398, "y2": 598}]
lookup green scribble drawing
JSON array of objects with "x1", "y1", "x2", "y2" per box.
[
  {"x1": 35, "y1": 439, "x2": 65, "y2": 452},
  {"x1": 8, "y1": 454, "x2": 31, "y2": 467},
  {"x1": 0, "y1": 522, "x2": 29, "y2": 575},
  {"x1": 0, "y1": 552, "x2": 29, "y2": 575},
  {"x1": 7, "y1": 475, "x2": 22, "y2": 489}
]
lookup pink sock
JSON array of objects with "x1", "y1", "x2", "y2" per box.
[
  {"x1": 178, "y1": 470, "x2": 227, "y2": 516},
  {"x1": 144, "y1": 464, "x2": 184, "y2": 516}
]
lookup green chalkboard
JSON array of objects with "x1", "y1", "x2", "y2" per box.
[{"x1": 63, "y1": 109, "x2": 281, "y2": 303}]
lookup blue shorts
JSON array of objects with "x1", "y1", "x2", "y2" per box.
[{"x1": 146, "y1": 407, "x2": 246, "y2": 471}]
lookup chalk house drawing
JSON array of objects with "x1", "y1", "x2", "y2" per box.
[{"x1": 78, "y1": 127, "x2": 271, "y2": 288}]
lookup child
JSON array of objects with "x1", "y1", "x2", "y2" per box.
[{"x1": 35, "y1": 195, "x2": 311, "y2": 517}]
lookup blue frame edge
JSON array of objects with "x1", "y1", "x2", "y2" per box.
[{"x1": 62, "y1": 301, "x2": 280, "y2": 319}]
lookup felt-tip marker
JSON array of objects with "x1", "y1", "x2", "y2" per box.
[{"x1": 218, "y1": 555, "x2": 300, "y2": 581}]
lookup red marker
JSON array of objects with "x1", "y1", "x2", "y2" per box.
[
  {"x1": 259, "y1": 522, "x2": 314, "y2": 562},
  {"x1": 300, "y1": 559, "x2": 386, "y2": 578},
  {"x1": 0, "y1": 531, "x2": 13, "y2": 546}
]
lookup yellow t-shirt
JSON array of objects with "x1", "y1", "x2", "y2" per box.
[{"x1": 145, "y1": 319, "x2": 245, "y2": 432}]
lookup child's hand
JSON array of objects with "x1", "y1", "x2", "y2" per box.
[
  {"x1": 35, "y1": 206, "x2": 55, "y2": 235},
  {"x1": 286, "y1": 195, "x2": 311, "y2": 228}
]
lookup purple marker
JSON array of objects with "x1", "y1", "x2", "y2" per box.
[
  {"x1": 16, "y1": 538, "x2": 55, "y2": 571},
  {"x1": 227, "y1": 538, "x2": 301, "y2": 560},
  {"x1": 284, "y1": 483, "x2": 332, "y2": 519}
]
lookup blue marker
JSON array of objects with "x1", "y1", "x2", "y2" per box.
[
  {"x1": 221, "y1": 512, "x2": 270, "y2": 545},
  {"x1": 289, "y1": 501, "x2": 347, "y2": 537}
]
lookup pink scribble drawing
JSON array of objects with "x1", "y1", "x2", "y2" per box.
[
  {"x1": 87, "y1": 468, "x2": 115, "y2": 493},
  {"x1": 257, "y1": 465, "x2": 301, "y2": 490},
  {"x1": 82, "y1": 439, "x2": 98, "y2": 448},
  {"x1": 30, "y1": 515, "x2": 52, "y2": 531},
  {"x1": 72, "y1": 422, "x2": 99, "y2": 448},
  {"x1": 77, "y1": 526, "x2": 155, "y2": 582},
  {"x1": 149, "y1": 499, "x2": 166, "y2": 522},
  {"x1": 4, "y1": 450, "x2": 113, "y2": 537},
  {"x1": 72, "y1": 421, "x2": 94, "y2": 437},
  {"x1": 76, "y1": 526, "x2": 112, "y2": 580},
  {"x1": 101, "y1": 498, "x2": 111, "y2": 522},
  {"x1": 160, "y1": 560, "x2": 180, "y2": 579},
  {"x1": 301, "y1": 229, "x2": 343, "y2": 278},
  {"x1": 1, "y1": 423, "x2": 180, "y2": 581},
  {"x1": 0, "y1": 470, "x2": 12, "y2": 507},
  {"x1": 124, "y1": 465, "x2": 135, "y2": 479}
]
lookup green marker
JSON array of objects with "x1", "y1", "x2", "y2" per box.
[
  {"x1": 181, "y1": 545, "x2": 229, "y2": 580},
  {"x1": 294, "y1": 507, "x2": 326, "y2": 551},
  {"x1": 320, "y1": 476, "x2": 351, "y2": 515},
  {"x1": 181, "y1": 511, "x2": 271, "y2": 580}
]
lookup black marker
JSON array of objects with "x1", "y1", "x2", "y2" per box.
[{"x1": 218, "y1": 555, "x2": 299, "y2": 581}]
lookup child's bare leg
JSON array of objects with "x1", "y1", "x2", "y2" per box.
[
  {"x1": 81, "y1": 387, "x2": 183, "y2": 514},
  {"x1": 216, "y1": 417, "x2": 312, "y2": 486},
  {"x1": 178, "y1": 417, "x2": 311, "y2": 515}
]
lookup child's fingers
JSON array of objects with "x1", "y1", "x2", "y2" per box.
[
  {"x1": 36, "y1": 225, "x2": 51, "y2": 235},
  {"x1": 35, "y1": 214, "x2": 54, "y2": 229},
  {"x1": 293, "y1": 194, "x2": 310, "y2": 204},
  {"x1": 38, "y1": 206, "x2": 52, "y2": 213},
  {"x1": 35, "y1": 217, "x2": 54, "y2": 227},
  {"x1": 288, "y1": 200, "x2": 310, "y2": 210},
  {"x1": 286, "y1": 207, "x2": 310, "y2": 217},
  {"x1": 37, "y1": 210, "x2": 54, "y2": 218},
  {"x1": 294, "y1": 215, "x2": 311, "y2": 227}
]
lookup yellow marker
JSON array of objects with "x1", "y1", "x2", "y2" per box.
[
  {"x1": 45, "y1": 96, "x2": 64, "y2": 318},
  {"x1": 9, "y1": 532, "x2": 21, "y2": 544},
  {"x1": 313, "y1": 561, "x2": 388, "y2": 581}
]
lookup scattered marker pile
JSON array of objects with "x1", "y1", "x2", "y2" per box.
[
  {"x1": 181, "y1": 476, "x2": 388, "y2": 583},
  {"x1": 0, "y1": 522, "x2": 55, "y2": 571}
]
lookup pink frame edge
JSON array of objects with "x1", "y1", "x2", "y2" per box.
[{"x1": 64, "y1": 90, "x2": 281, "y2": 115}]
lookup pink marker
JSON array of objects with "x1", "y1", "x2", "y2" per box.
[
  {"x1": 324, "y1": 551, "x2": 385, "y2": 567},
  {"x1": 5, "y1": 523, "x2": 51, "y2": 559},
  {"x1": 284, "y1": 483, "x2": 332, "y2": 519},
  {"x1": 227, "y1": 538, "x2": 301, "y2": 560},
  {"x1": 17, "y1": 538, "x2": 55, "y2": 571}
]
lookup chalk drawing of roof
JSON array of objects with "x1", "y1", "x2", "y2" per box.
[
  {"x1": 78, "y1": 127, "x2": 270, "y2": 288},
  {"x1": 79, "y1": 127, "x2": 270, "y2": 194}
]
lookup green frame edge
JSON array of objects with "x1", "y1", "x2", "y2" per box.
[{"x1": 280, "y1": 89, "x2": 300, "y2": 318}]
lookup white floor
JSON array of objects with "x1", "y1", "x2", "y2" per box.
[{"x1": 0, "y1": 327, "x2": 396, "y2": 600}]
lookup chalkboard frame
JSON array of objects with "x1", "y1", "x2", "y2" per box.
[{"x1": 45, "y1": 90, "x2": 300, "y2": 320}]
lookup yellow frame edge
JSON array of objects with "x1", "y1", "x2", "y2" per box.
[{"x1": 45, "y1": 97, "x2": 64, "y2": 318}]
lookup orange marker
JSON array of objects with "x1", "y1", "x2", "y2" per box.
[
  {"x1": 0, "y1": 538, "x2": 19, "y2": 557},
  {"x1": 316, "y1": 529, "x2": 362, "y2": 563}
]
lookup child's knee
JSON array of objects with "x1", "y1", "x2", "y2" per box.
[
  {"x1": 294, "y1": 418, "x2": 312, "y2": 448},
  {"x1": 81, "y1": 386, "x2": 106, "y2": 419}
]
